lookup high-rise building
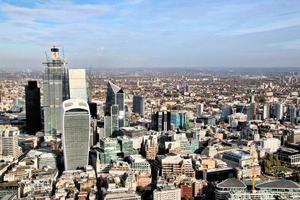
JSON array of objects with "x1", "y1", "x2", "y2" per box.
[
  {"x1": 62, "y1": 99, "x2": 90, "y2": 170},
  {"x1": 105, "y1": 81, "x2": 125, "y2": 129},
  {"x1": 68, "y1": 69, "x2": 88, "y2": 101},
  {"x1": 275, "y1": 102, "x2": 283, "y2": 120},
  {"x1": 247, "y1": 103, "x2": 256, "y2": 121},
  {"x1": 133, "y1": 95, "x2": 145, "y2": 116},
  {"x1": 88, "y1": 102, "x2": 97, "y2": 119},
  {"x1": 111, "y1": 104, "x2": 119, "y2": 135},
  {"x1": 43, "y1": 47, "x2": 69, "y2": 139},
  {"x1": 142, "y1": 135, "x2": 158, "y2": 160},
  {"x1": 196, "y1": 104, "x2": 204, "y2": 118},
  {"x1": 287, "y1": 104, "x2": 297, "y2": 124},
  {"x1": 151, "y1": 111, "x2": 171, "y2": 131},
  {"x1": 170, "y1": 110, "x2": 186, "y2": 129},
  {"x1": 263, "y1": 103, "x2": 270, "y2": 119},
  {"x1": 25, "y1": 81, "x2": 41, "y2": 135},
  {"x1": 0, "y1": 127, "x2": 22, "y2": 158}
]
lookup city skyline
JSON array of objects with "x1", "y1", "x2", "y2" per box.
[{"x1": 0, "y1": 0, "x2": 300, "y2": 69}]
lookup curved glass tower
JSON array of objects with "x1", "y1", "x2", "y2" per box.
[{"x1": 62, "y1": 99, "x2": 90, "y2": 170}]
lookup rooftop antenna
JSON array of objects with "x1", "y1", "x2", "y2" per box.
[
  {"x1": 62, "y1": 46, "x2": 65, "y2": 60},
  {"x1": 45, "y1": 51, "x2": 49, "y2": 60}
]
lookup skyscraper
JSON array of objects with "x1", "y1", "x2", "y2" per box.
[
  {"x1": 43, "y1": 47, "x2": 68, "y2": 139},
  {"x1": 68, "y1": 69, "x2": 88, "y2": 101},
  {"x1": 62, "y1": 99, "x2": 90, "y2": 170},
  {"x1": 263, "y1": 103, "x2": 270, "y2": 120},
  {"x1": 133, "y1": 95, "x2": 145, "y2": 116},
  {"x1": 25, "y1": 81, "x2": 41, "y2": 135},
  {"x1": 111, "y1": 104, "x2": 119, "y2": 135},
  {"x1": 105, "y1": 81, "x2": 125, "y2": 129},
  {"x1": 151, "y1": 111, "x2": 171, "y2": 131},
  {"x1": 274, "y1": 102, "x2": 283, "y2": 120}
]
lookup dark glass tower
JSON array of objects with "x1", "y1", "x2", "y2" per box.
[
  {"x1": 105, "y1": 81, "x2": 125, "y2": 128},
  {"x1": 25, "y1": 81, "x2": 42, "y2": 135},
  {"x1": 133, "y1": 95, "x2": 144, "y2": 116}
]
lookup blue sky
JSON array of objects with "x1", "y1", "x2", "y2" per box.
[{"x1": 0, "y1": 0, "x2": 300, "y2": 69}]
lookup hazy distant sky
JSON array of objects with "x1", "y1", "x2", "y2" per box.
[{"x1": 0, "y1": 0, "x2": 300, "y2": 69}]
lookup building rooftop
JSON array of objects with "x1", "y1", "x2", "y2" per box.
[
  {"x1": 108, "y1": 81, "x2": 121, "y2": 94},
  {"x1": 277, "y1": 147, "x2": 299, "y2": 155},
  {"x1": 217, "y1": 178, "x2": 247, "y2": 189},
  {"x1": 256, "y1": 179, "x2": 300, "y2": 189}
]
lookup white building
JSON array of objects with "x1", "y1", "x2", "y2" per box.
[
  {"x1": 153, "y1": 187, "x2": 181, "y2": 200},
  {"x1": 259, "y1": 138, "x2": 281, "y2": 153},
  {"x1": 0, "y1": 127, "x2": 22, "y2": 159},
  {"x1": 68, "y1": 69, "x2": 88, "y2": 101}
]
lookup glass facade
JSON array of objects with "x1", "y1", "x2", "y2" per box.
[
  {"x1": 62, "y1": 99, "x2": 90, "y2": 170},
  {"x1": 43, "y1": 48, "x2": 68, "y2": 138}
]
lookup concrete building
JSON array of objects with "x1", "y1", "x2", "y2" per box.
[
  {"x1": 0, "y1": 127, "x2": 22, "y2": 159},
  {"x1": 142, "y1": 135, "x2": 158, "y2": 160},
  {"x1": 153, "y1": 187, "x2": 181, "y2": 200},
  {"x1": 158, "y1": 154, "x2": 195, "y2": 178},
  {"x1": 258, "y1": 137, "x2": 281, "y2": 153},
  {"x1": 68, "y1": 69, "x2": 88, "y2": 101},
  {"x1": 129, "y1": 154, "x2": 151, "y2": 174}
]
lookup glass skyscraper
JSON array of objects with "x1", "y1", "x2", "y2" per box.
[
  {"x1": 133, "y1": 95, "x2": 145, "y2": 116},
  {"x1": 25, "y1": 81, "x2": 41, "y2": 135},
  {"x1": 105, "y1": 81, "x2": 125, "y2": 131},
  {"x1": 62, "y1": 99, "x2": 90, "y2": 170},
  {"x1": 43, "y1": 47, "x2": 68, "y2": 139}
]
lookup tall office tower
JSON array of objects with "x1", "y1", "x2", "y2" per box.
[
  {"x1": 62, "y1": 99, "x2": 90, "y2": 170},
  {"x1": 104, "y1": 116, "x2": 112, "y2": 138},
  {"x1": 68, "y1": 69, "x2": 88, "y2": 101},
  {"x1": 25, "y1": 81, "x2": 42, "y2": 135},
  {"x1": 274, "y1": 102, "x2": 283, "y2": 120},
  {"x1": 111, "y1": 104, "x2": 119, "y2": 135},
  {"x1": 133, "y1": 95, "x2": 145, "y2": 116},
  {"x1": 196, "y1": 104, "x2": 204, "y2": 118},
  {"x1": 222, "y1": 104, "x2": 232, "y2": 120},
  {"x1": 43, "y1": 47, "x2": 68, "y2": 139},
  {"x1": 263, "y1": 103, "x2": 270, "y2": 119},
  {"x1": 170, "y1": 110, "x2": 186, "y2": 129},
  {"x1": 0, "y1": 127, "x2": 22, "y2": 158},
  {"x1": 287, "y1": 104, "x2": 297, "y2": 124},
  {"x1": 151, "y1": 111, "x2": 171, "y2": 131},
  {"x1": 88, "y1": 102, "x2": 97, "y2": 119},
  {"x1": 105, "y1": 81, "x2": 125, "y2": 128},
  {"x1": 247, "y1": 103, "x2": 256, "y2": 121}
]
